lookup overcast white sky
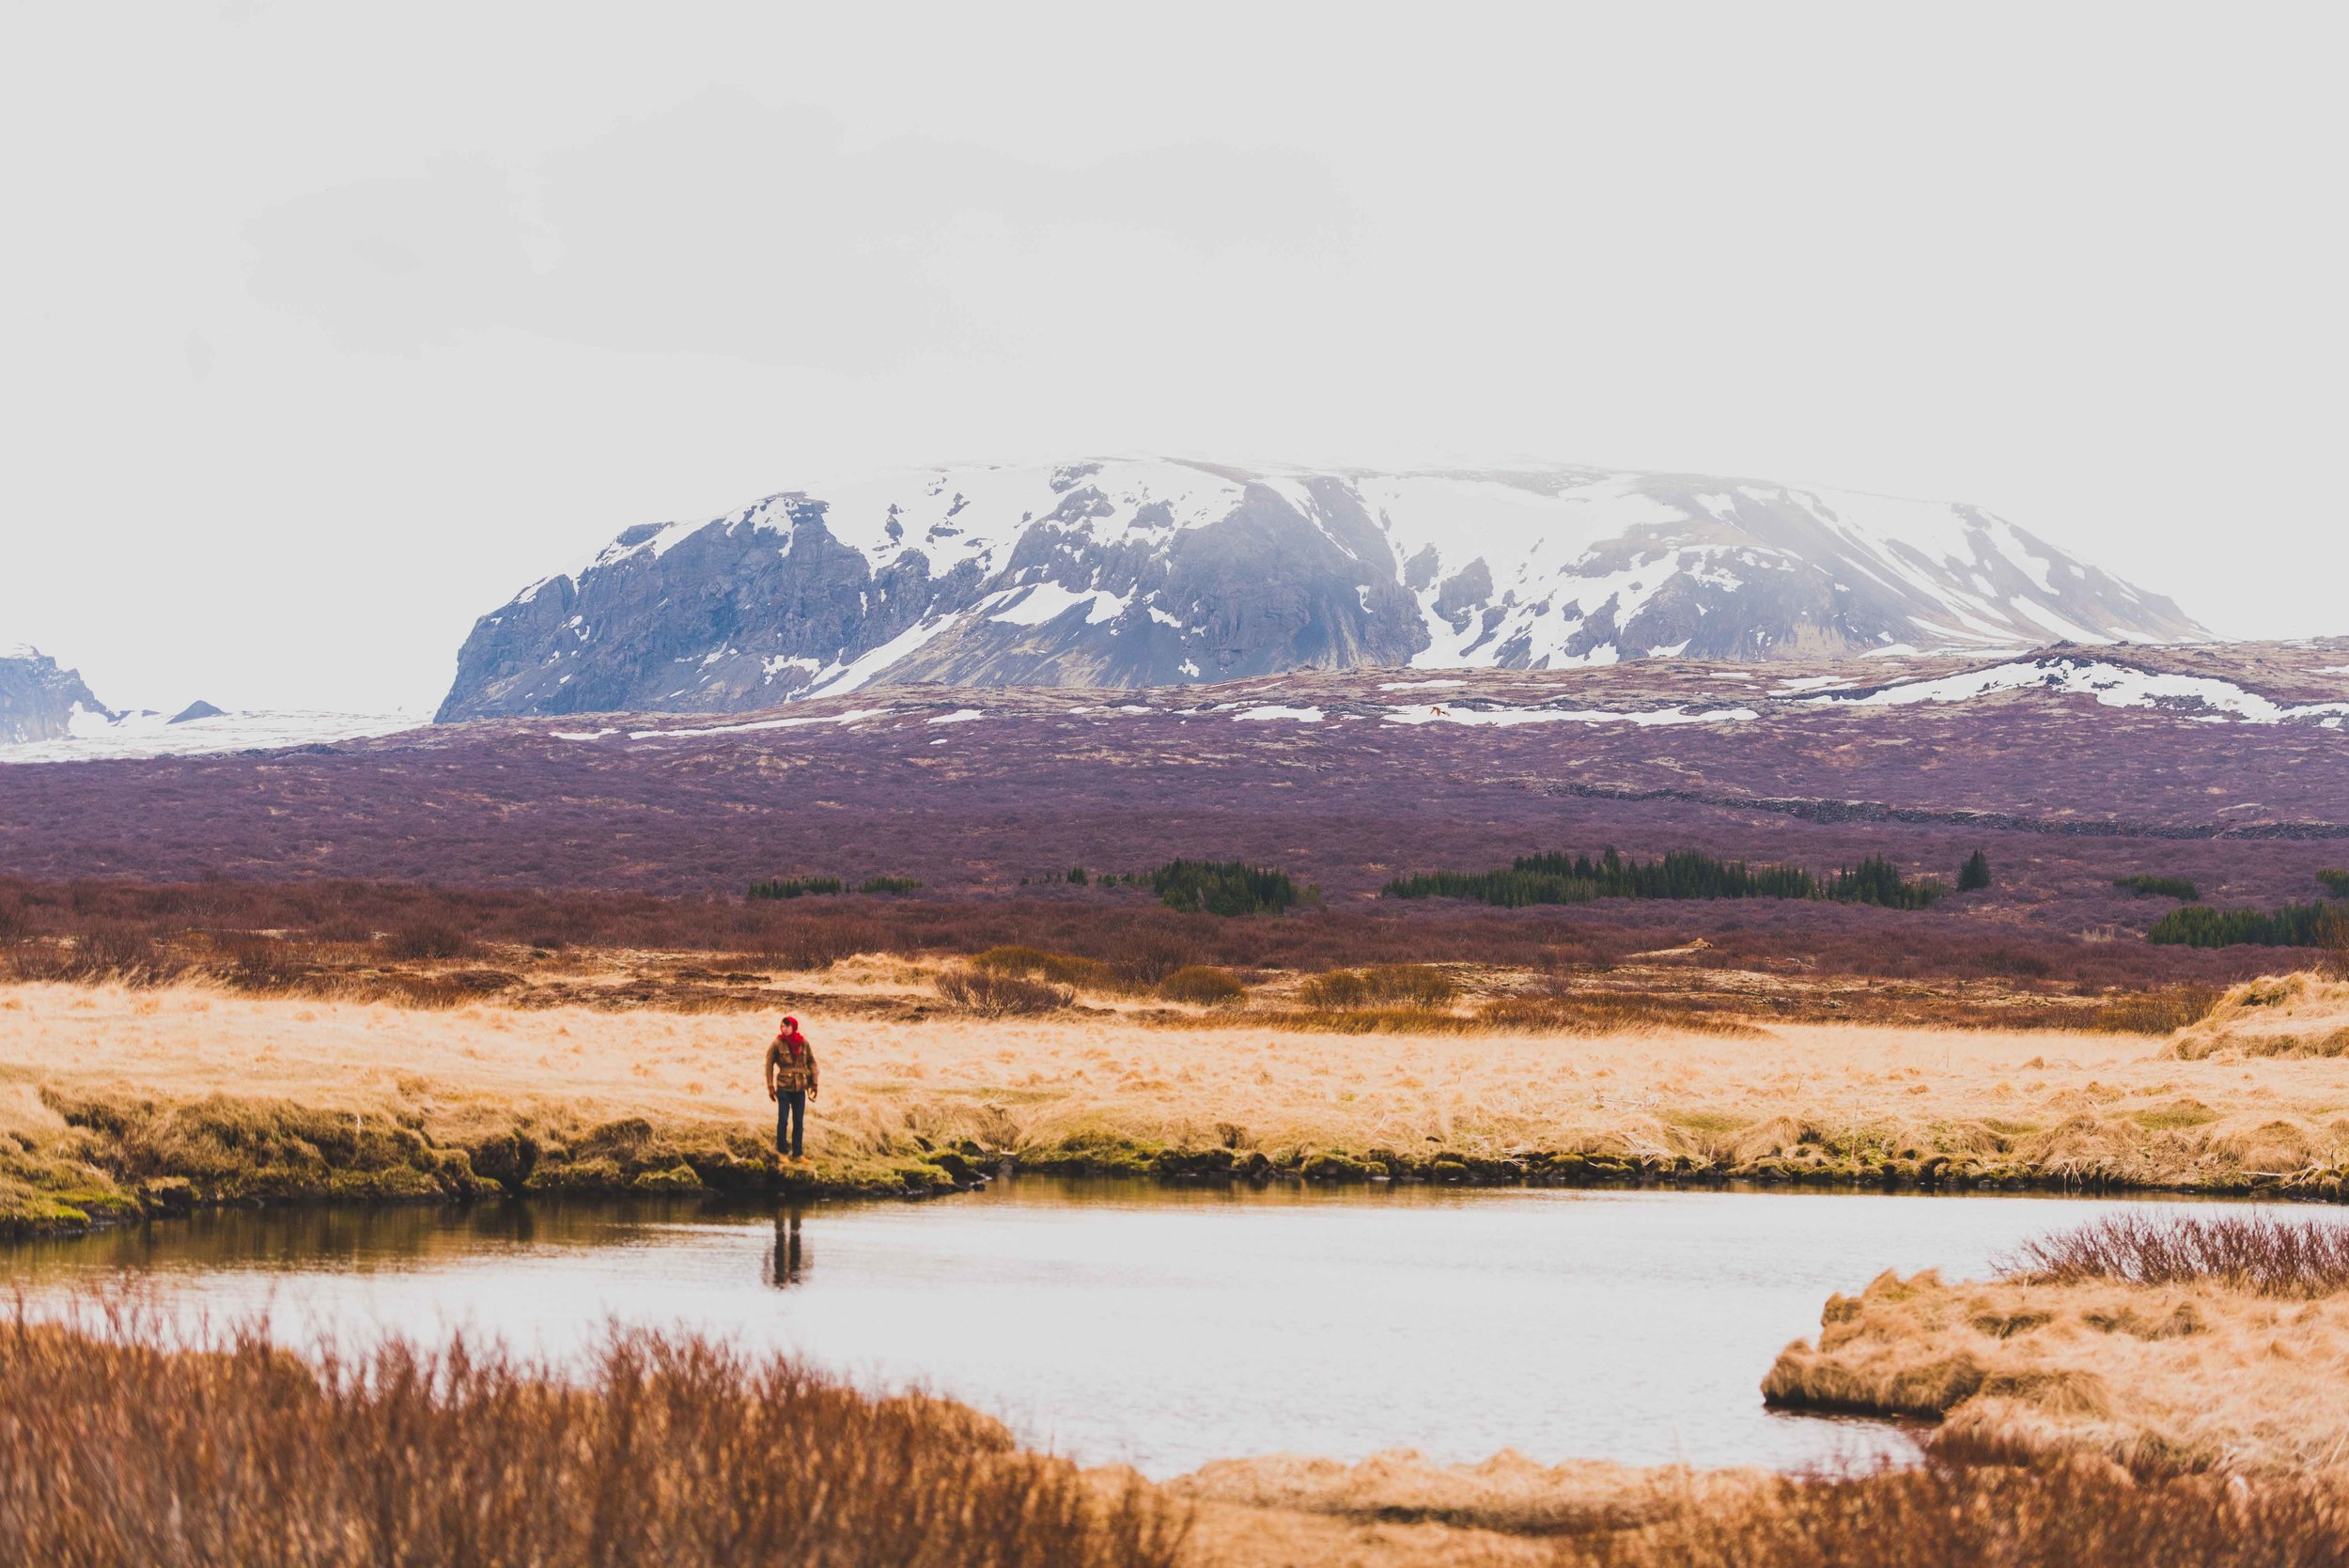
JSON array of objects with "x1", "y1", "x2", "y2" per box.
[{"x1": 4, "y1": 2, "x2": 2343, "y2": 712}]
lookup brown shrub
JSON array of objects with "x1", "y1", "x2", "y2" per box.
[
  {"x1": 0, "y1": 1310, "x2": 1186, "y2": 1568},
  {"x1": 381, "y1": 923, "x2": 476, "y2": 962},
  {"x1": 1476, "y1": 994, "x2": 1762, "y2": 1037},
  {"x1": 1297, "y1": 965, "x2": 1459, "y2": 1009},
  {"x1": 972, "y1": 945, "x2": 1115, "y2": 990},
  {"x1": 216, "y1": 936, "x2": 305, "y2": 993},
  {"x1": 16, "y1": 924, "x2": 187, "y2": 986},
  {"x1": 1100, "y1": 928, "x2": 1209, "y2": 988},
  {"x1": 2086, "y1": 985, "x2": 2223, "y2": 1034},
  {"x1": 755, "y1": 918, "x2": 881, "y2": 972},
  {"x1": 933, "y1": 969, "x2": 1074, "y2": 1017},
  {"x1": 1155, "y1": 967, "x2": 1248, "y2": 1008},
  {"x1": 1258, "y1": 1006, "x2": 1467, "y2": 1035}
]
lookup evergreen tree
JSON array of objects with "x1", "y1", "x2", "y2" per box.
[{"x1": 1958, "y1": 849, "x2": 1992, "y2": 893}]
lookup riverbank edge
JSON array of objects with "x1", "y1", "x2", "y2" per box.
[{"x1": 12, "y1": 1084, "x2": 2349, "y2": 1240}]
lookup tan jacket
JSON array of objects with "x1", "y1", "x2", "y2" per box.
[{"x1": 767, "y1": 1034, "x2": 818, "y2": 1094}]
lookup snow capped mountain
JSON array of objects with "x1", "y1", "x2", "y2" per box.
[
  {"x1": 0, "y1": 645, "x2": 113, "y2": 745},
  {"x1": 438, "y1": 458, "x2": 2204, "y2": 721}
]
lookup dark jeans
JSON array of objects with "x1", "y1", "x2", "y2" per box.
[{"x1": 775, "y1": 1090, "x2": 806, "y2": 1158}]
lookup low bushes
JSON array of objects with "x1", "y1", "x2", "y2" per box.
[
  {"x1": 1147, "y1": 860, "x2": 1298, "y2": 917},
  {"x1": 2082, "y1": 984, "x2": 2222, "y2": 1034},
  {"x1": 751, "y1": 876, "x2": 924, "y2": 899},
  {"x1": 746, "y1": 877, "x2": 844, "y2": 900},
  {"x1": 754, "y1": 918, "x2": 881, "y2": 972},
  {"x1": 2115, "y1": 875, "x2": 2201, "y2": 901},
  {"x1": 1297, "y1": 964, "x2": 1458, "y2": 1009},
  {"x1": 2148, "y1": 902, "x2": 2341, "y2": 949},
  {"x1": 1384, "y1": 847, "x2": 1946, "y2": 910},
  {"x1": 2, "y1": 924, "x2": 182, "y2": 985},
  {"x1": 0, "y1": 872, "x2": 2290, "y2": 999},
  {"x1": 970, "y1": 945, "x2": 1113, "y2": 990},
  {"x1": 381, "y1": 923, "x2": 475, "y2": 960},
  {"x1": 1473, "y1": 994, "x2": 1762, "y2": 1037}
]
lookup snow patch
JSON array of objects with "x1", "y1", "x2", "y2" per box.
[
  {"x1": 627, "y1": 707, "x2": 891, "y2": 740},
  {"x1": 803, "y1": 617, "x2": 959, "y2": 697},
  {"x1": 1382, "y1": 704, "x2": 1759, "y2": 729},
  {"x1": 1814, "y1": 659, "x2": 2349, "y2": 725},
  {"x1": 986, "y1": 582, "x2": 1131, "y2": 627}
]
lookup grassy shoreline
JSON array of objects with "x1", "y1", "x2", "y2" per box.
[
  {"x1": 9, "y1": 971, "x2": 2349, "y2": 1237},
  {"x1": 15, "y1": 1090, "x2": 2349, "y2": 1243}
]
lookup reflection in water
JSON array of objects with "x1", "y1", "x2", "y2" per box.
[
  {"x1": 769, "y1": 1211, "x2": 807, "y2": 1289},
  {"x1": 0, "y1": 1180, "x2": 2239, "y2": 1479}
]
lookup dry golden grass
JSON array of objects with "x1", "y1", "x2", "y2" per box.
[
  {"x1": 1763, "y1": 1265, "x2": 2349, "y2": 1474},
  {"x1": 1170, "y1": 1450, "x2": 1771, "y2": 1538},
  {"x1": 8, "y1": 972, "x2": 2349, "y2": 1194},
  {"x1": 1174, "y1": 1450, "x2": 2349, "y2": 1567},
  {"x1": 2169, "y1": 972, "x2": 2349, "y2": 1060}
]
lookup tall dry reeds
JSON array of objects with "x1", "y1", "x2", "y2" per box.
[
  {"x1": 2000, "y1": 1211, "x2": 2349, "y2": 1297},
  {"x1": 0, "y1": 1306, "x2": 1184, "y2": 1568}
]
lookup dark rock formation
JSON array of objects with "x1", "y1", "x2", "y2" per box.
[{"x1": 0, "y1": 647, "x2": 112, "y2": 745}]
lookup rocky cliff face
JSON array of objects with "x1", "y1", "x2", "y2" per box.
[
  {"x1": 438, "y1": 458, "x2": 2205, "y2": 721},
  {"x1": 0, "y1": 646, "x2": 112, "y2": 745}
]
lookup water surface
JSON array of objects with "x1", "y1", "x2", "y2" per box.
[{"x1": 0, "y1": 1181, "x2": 2222, "y2": 1477}]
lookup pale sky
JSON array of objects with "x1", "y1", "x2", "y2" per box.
[{"x1": 4, "y1": 2, "x2": 2342, "y2": 713}]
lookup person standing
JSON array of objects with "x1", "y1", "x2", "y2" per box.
[{"x1": 766, "y1": 1015, "x2": 819, "y2": 1161}]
